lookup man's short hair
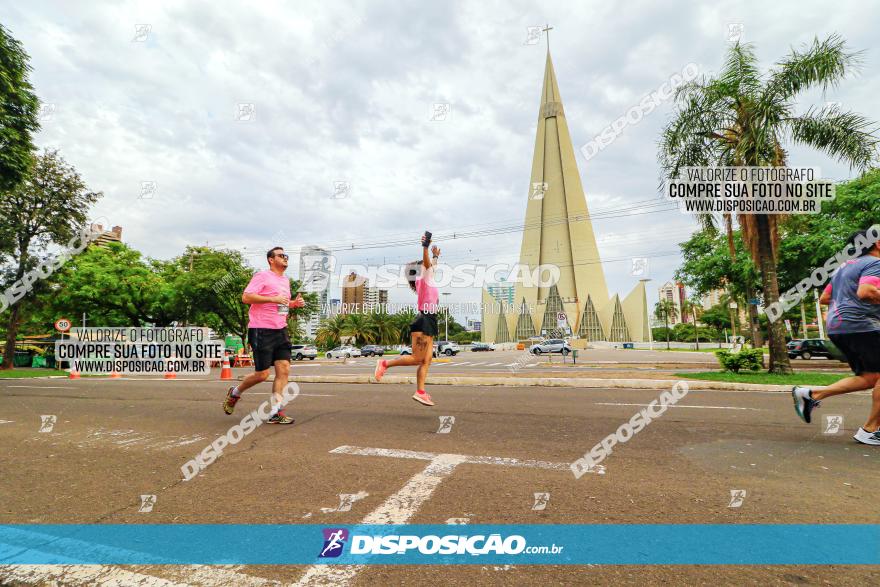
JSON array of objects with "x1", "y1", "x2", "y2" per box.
[
  {"x1": 267, "y1": 246, "x2": 284, "y2": 259},
  {"x1": 845, "y1": 226, "x2": 880, "y2": 257}
]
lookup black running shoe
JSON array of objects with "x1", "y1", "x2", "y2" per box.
[{"x1": 791, "y1": 386, "x2": 821, "y2": 423}]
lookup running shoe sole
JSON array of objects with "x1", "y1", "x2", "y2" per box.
[
  {"x1": 374, "y1": 359, "x2": 386, "y2": 382},
  {"x1": 412, "y1": 393, "x2": 434, "y2": 407},
  {"x1": 223, "y1": 387, "x2": 239, "y2": 415},
  {"x1": 853, "y1": 428, "x2": 880, "y2": 445}
]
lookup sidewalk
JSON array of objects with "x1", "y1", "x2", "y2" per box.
[{"x1": 285, "y1": 372, "x2": 794, "y2": 392}]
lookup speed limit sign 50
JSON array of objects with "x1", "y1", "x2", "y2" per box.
[{"x1": 54, "y1": 318, "x2": 72, "y2": 332}]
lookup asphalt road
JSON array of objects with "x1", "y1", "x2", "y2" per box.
[{"x1": 1, "y1": 377, "x2": 877, "y2": 585}]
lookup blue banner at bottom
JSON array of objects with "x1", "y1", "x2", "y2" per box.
[{"x1": 0, "y1": 524, "x2": 877, "y2": 565}]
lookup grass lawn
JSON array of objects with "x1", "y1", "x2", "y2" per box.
[
  {"x1": 675, "y1": 371, "x2": 849, "y2": 386},
  {"x1": 0, "y1": 368, "x2": 69, "y2": 378}
]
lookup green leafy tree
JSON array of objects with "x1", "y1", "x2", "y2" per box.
[
  {"x1": 0, "y1": 150, "x2": 101, "y2": 369},
  {"x1": 45, "y1": 242, "x2": 179, "y2": 327},
  {"x1": 660, "y1": 35, "x2": 878, "y2": 373},
  {"x1": 175, "y1": 246, "x2": 318, "y2": 347},
  {"x1": 0, "y1": 24, "x2": 40, "y2": 196}
]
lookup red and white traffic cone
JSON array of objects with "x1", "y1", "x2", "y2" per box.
[{"x1": 220, "y1": 356, "x2": 233, "y2": 381}]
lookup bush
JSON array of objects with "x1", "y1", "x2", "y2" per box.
[{"x1": 714, "y1": 348, "x2": 764, "y2": 373}]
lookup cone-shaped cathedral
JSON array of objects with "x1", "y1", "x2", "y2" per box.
[{"x1": 481, "y1": 49, "x2": 649, "y2": 344}]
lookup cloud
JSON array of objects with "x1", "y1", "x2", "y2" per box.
[{"x1": 5, "y1": 0, "x2": 878, "y2": 318}]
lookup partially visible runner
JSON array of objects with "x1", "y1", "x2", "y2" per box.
[
  {"x1": 373, "y1": 233, "x2": 440, "y2": 406},
  {"x1": 223, "y1": 246, "x2": 304, "y2": 424},
  {"x1": 791, "y1": 227, "x2": 880, "y2": 445}
]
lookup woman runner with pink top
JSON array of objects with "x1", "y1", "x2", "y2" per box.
[{"x1": 374, "y1": 233, "x2": 440, "y2": 406}]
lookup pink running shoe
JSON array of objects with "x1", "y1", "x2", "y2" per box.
[
  {"x1": 374, "y1": 359, "x2": 388, "y2": 381},
  {"x1": 412, "y1": 390, "x2": 434, "y2": 406}
]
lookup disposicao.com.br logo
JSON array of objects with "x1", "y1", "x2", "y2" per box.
[{"x1": 318, "y1": 528, "x2": 563, "y2": 558}]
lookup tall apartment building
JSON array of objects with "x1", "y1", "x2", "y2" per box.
[
  {"x1": 90, "y1": 224, "x2": 123, "y2": 247},
  {"x1": 658, "y1": 281, "x2": 691, "y2": 325},
  {"x1": 341, "y1": 272, "x2": 388, "y2": 313},
  {"x1": 299, "y1": 245, "x2": 332, "y2": 338}
]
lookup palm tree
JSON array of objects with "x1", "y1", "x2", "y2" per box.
[
  {"x1": 681, "y1": 297, "x2": 703, "y2": 350},
  {"x1": 368, "y1": 311, "x2": 397, "y2": 345},
  {"x1": 660, "y1": 35, "x2": 878, "y2": 373},
  {"x1": 654, "y1": 300, "x2": 679, "y2": 350},
  {"x1": 344, "y1": 313, "x2": 373, "y2": 346},
  {"x1": 316, "y1": 314, "x2": 346, "y2": 349},
  {"x1": 391, "y1": 309, "x2": 416, "y2": 344}
]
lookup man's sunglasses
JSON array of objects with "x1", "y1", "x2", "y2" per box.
[{"x1": 273, "y1": 253, "x2": 289, "y2": 260}]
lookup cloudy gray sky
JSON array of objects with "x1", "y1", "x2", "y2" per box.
[{"x1": 5, "y1": 0, "x2": 879, "y2": 322}]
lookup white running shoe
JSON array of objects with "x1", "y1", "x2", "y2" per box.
[{"x1": 853, "y1": 427, "x2": 880, "y2": 446}]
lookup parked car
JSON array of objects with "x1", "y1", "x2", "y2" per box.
[
  {"x1": 435, "y1": 341, "x2": 460, "y2": 356},
  {"x1": 471, "y1": 342, "x2": 495, "y2": 352},
  {"x1": 360, "y1": 345, "x2": 385, "y2": 357},
  {"x1": 529, "y1": 338, "x2": 572, "y2": 355},
  {"x1": 325, "y1": 345, "x2": 362, "y2": 359},
  {"x1": 787, "y1": 338, "x2": 833, "y2": 360},
  {"x1": 290, "y1": 344, "x2": 317, "y2": 360},
  {"x1": 400, "y1": 345, "x2": 443, "y2": 358}
]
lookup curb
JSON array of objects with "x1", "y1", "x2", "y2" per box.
[{"x1": 287, "y1": 374, "x2": 792, "y2": 392}]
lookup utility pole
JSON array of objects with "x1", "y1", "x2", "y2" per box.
[
  {"x1": 815, "y1": 289, "x2": 826, "y2": 339},
  {"x1": 800, "y1": 299, "x2": 809, "y2": 339}
]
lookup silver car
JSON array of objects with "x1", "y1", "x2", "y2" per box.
[
  {"x1": 325, "y1": 345, "x2": 362, "y2": 359},
  {"x1": 529, "y1": 338, "x2": 572, "y2": 355}
]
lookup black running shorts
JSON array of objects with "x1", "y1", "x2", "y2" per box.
[
  {"x1": 829, "y1": 331, "x2": 880, "y2": 375},
  {"x1": 409, "y1": 312, "x2": 439, "y2": 337},
  {"x1": 248, "y1": 327, "x2": 291, "y2": 371}
]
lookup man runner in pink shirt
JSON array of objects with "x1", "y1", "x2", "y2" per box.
[{"x1": 223, "y1": 247, "x2": 304, "y2": 424}]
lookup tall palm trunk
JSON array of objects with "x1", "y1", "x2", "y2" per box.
[{"x1": 755, "y1": 215, "x2": 792, "y2": 374}]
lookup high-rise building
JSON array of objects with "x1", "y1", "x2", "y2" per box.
[
  {"x1": 299, "y1": 245, "x2": 332, "y2": 338},
  {"x1": 701, "y1": 288, "x2": 724, "y2": 310},
  {"x1": 90, "y1": 224, "x2": 123, "y2": 247},
  {"x1": 658, "y1": 281, "x2": 690, "y2": 325},
  {"x1": 481, "y1": 47, "x2": 649, "y2": 344},
  {"x1": 364, "y1": 286, "x2": 389, "y2": 311},
  {"x1": 341, "y1": 272, "x2": 367, "y2": 314}
]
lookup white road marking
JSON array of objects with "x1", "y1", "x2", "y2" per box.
[
  {"x1": 294, "y1": 445, "x2": 586, "y2": 586},
  {"x1": 456, "y1": 361, "x2": 471, "y2": 366},
  {"x1": 594, "y1": 402, "x2": 763, "y2": 411},
  {"x1": 0, "y1": 420, "x2": 13, "y2": 424}
]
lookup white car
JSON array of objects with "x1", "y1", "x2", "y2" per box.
[{"x1": 325, "y1": 346, "x2": 362, "y2": 359}]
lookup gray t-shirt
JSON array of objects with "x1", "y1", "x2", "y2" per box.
[{"x1": 825, "y1": 255, "x2": 880, "y2": 335}]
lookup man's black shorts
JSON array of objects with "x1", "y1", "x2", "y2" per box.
[
  {"x1": 410, "y1": 312, "x2": 439, "y2": 337},
  {"x1": 248, "y1": 327, "x2": 291, "y2": 371},
  {"x1": 829, "y1": 331, "x2": 880, "y2": 375}
]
